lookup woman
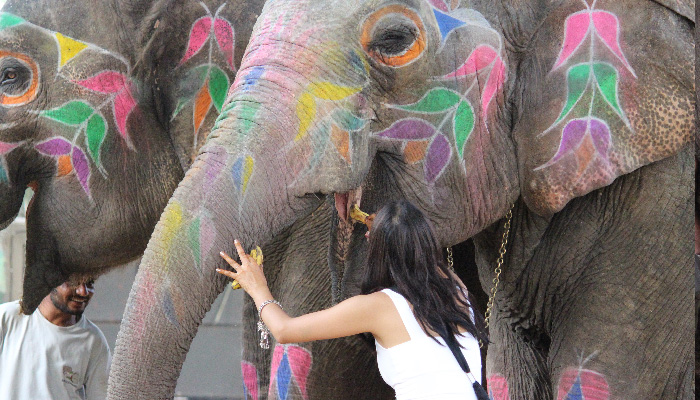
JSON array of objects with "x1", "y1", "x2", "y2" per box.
[{"x1": 218, "y1": 200, "x2": 488, "y2": 400}]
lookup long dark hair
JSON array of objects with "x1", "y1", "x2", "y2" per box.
[{"x1": 360, "y1": 200, "x2": 488, "y2": 345}]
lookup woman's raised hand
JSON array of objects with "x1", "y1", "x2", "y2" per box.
[{"x1": 217, "y1": 240, "x2": 271, "y2": 301}]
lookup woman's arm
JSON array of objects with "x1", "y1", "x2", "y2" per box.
[
  {"x1": 253, "y1": 294, "x2": 382, "y2": 344},
  {"x1": 217, "y1": 240, "x2": 383, "y2": 344}
]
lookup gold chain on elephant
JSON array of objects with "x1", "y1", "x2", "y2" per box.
[
  {"x1": 482, "y1": 204, "x2": 514, "y2": 347},
  {"x1": 446, "y1": 247, "x2": 454, "y2": 271}
]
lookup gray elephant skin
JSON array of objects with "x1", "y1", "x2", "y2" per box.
[{"x1": 107, "y1": 0, "x2": 694, "y2": 399}]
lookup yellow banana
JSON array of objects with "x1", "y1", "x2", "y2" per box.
[{"x1": 231, "y1": 246, "x2": 263, "y2": 290}]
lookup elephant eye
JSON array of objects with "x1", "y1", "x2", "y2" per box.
[
  {"x1": 361, "y1": 5, "x2": 426, "y2": 68},
  {"x1": 2, "y1": 68, "x2": 18, "y2": 84},
  {"x1": 0, "y1": 53, "x2": 39, "y2": 106}
]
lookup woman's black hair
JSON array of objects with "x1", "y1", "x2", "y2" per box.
[{"x1": 360, "y1": 200, "x2": 488, "y2": 345}]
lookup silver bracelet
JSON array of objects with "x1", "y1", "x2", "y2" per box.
[{"x1": 256, "y1": 299, "x2": 282, "y2": 349}]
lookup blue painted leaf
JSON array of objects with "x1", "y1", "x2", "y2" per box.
[
  {"x1": 377, "y1": 119, "x2": 436, "y2": 140},
  {"x1": 332, "y1": 109, "x2": 367, "y2": 131},
  {"x1": 453, "y1": 101, "x2": 474, "y2": 159},
  {"x1": 433, "y1": 8, "x2": 466, "y2": 41},
  {"x1": 276, "y1": 353, "x2": 292, "y2": 400}
]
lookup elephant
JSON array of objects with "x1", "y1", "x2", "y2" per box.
[
  {"x1": 0, "y1": 0, "x2": 266, "y2": 312},
  {"x1": 0, "y1": 1, "x2": 392, "y2": 397},
  {"x1": 109, "y1": 0, "x2": 694, "y2": 399}
]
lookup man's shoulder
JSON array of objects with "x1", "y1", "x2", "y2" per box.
[
  {"x1": 0, "y1": 300, "x2": 22, "y2": 318},
  {"x1": 79, "y1": 317, "x2": 110, "y2": 346}
]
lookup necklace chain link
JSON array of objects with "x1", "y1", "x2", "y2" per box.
[{"x1": 483, "y1": 204, "x2": 514, "y2": 333}]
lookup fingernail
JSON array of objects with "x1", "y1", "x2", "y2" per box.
[
  {"x1": 219, "y1": 251, "x2": 224, "y2": 255},
  {"x1": 234, "y1": 239, "x2": 239, "y2": 244}
]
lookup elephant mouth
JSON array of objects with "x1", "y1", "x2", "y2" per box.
[{"x1": 333, "y1": 189, "x2": 363, "y2": 223}]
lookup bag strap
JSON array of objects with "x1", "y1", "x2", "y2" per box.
[{"x1": 443, "y1": 333, "x2": 490, "y2": 400}]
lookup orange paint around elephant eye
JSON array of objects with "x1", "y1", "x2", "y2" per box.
[
  {"x1": 360, "y1": 5, "x2": 426, "y2": 68},
  {"x1": 57, "y1": 155, "x2": 73, "y2": 176},
  {"x1": 0, "y1": 51, "x2": 39, "y2": 106}
]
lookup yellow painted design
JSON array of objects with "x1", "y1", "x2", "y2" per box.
[
  {"x1": 161, "y1": 201, "x2": 184, "y2": 266},
  {"x1": 295, "y1": 92, "x2": 316, "y2": 141},
  {"x1": 310, "y1": 82, "x2": 361, "y2": 101},
  {"x1": 242, "y1": 156, "x2": 254, "y2": 193},
  {"x1": 55, "y1": 33, "x2": 88, "y2": 67}
]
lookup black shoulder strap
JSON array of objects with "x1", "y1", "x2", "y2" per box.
[{"x1": 443, "y1": 333, "x2": 490, "y2": 400}]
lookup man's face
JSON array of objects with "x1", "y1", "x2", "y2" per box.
[{"x1": 49, "y1": 280, "x2": 95, "y2": 316}]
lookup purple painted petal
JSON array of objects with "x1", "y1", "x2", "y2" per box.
[
  {"x1": 204, "y1": 146, "x2": 228, "y2": 191},
  {"x1": 35, "y1": 137, "x2": 72, "y2": 156},
  {"x1": 540, "y1": 118, "x2": 588, "y2": 168},
  {"x1": 377, "y1": 119, "x2": 436, "y2": 140},
  {"x1": 424, "y1": 134, "x2": 451, "y2": 184},
  {"x1": 588, "y1": 118, "x2": 611, "y2": 157},
  {"x1": 71, "y1": 146, "x2": 91, "y2": 197}
]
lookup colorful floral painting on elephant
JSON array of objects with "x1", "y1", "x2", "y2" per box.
[
  {"x1": 0, "y1": 0, "x2": 273, "y2": 312},
  {"x1": 110, "y1": 0, "x2": 693, "y2": 399}
]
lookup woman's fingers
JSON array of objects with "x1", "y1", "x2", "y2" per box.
[
  {"x1": 233, "y1": 240, "x2": 247, "y2": 263},
  {"x1": 215, "y1": 267, "x2": 237, "y2": 279},
  {"x1": 219, "y1": 251, "x2": 240, "y2": 271}
]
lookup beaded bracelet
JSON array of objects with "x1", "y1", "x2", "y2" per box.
[{"x1": 257, "y1": 299, "x2": 282, "y2": 349}]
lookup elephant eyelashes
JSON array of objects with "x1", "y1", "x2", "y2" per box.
[
  {"x1": 368, "y1": 26, "x2": 418, "y2": 58},
  {"x1": 361, "y1": 5, "x2": 426, "y2": 67}
]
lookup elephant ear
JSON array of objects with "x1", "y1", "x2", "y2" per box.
[{"x1": 515, "y1": 5, "x2": 694, "y2": 215}]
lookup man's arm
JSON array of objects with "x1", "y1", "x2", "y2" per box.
[{"x1": 84, "y1": 337, "x2": 111, "y2": 400}]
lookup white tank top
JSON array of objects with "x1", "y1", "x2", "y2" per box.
[{"x1": 375, "y1": 289, "x2": 482, "y2": 400}]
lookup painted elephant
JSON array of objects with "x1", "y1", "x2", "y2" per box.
[
  {"x1": 0, "y1": 1, "x2": 389, "y2": 397},
  {"x1": 110, "y1": 0, "x2": 694, "y2": 399},
  {"x1": 0, "y1": 0, "x2": 266, "y2": 312}
]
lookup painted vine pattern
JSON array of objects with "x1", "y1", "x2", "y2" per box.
[
  {"x1": 376, "y1": 3, "x2": 506, "y2": 185},
  {"x1": 536, "y1": 0, "x2": 635, "y2": 172},
  {"x1": 171, "y1": 2, "x2": 236, "y2": 148},
  {"x1": 0, "y1": 13, "x2": 137, "y2": 197}
]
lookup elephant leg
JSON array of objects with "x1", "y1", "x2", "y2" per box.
[{"x1": 486, "y1": 309, "x2": 551, "y2": 400}]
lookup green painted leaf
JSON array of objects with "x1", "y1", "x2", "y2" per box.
[
  {"x1": 0, "y1": 13, "x2": 24, "y2": 30},
  {"x1": 332, "y1": 109, "x2": 367, "y2": 131},
  {"x1": 592, "y1": 63, "x2": 623, "y2": 116},
  {"x1": 397, "y1": 88, "x2": 460, "y2": 113},
  {"x1": 85, "y1": 114, "x2": 106, "y2": 165},
  {"x1": 453, "y1": 101, "x2": 474, "y2": 159},
  {"x1": 208, "y1": 66, "x2": 229, "y2": 112},
  {"x1": 41, "y1": 101, "x2": 94, "y2": 125},
  {"x1": 554, "y1": 63, "x2": 591, "y2": 123}
]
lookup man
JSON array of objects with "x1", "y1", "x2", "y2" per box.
[{"x1": 0, "y1": 276, "x2": 111, "y2": 400}]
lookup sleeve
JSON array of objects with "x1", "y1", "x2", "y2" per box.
[{"x1": 84, "y1": 334, "x2": 111, "y2": 400}]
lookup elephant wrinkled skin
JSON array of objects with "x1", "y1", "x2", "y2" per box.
[{"x1": 111, "y1": 0, "x2": 694, "y2": 399}]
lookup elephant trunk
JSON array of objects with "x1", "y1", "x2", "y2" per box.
[{"x1": 108, "y1": 113, "x2": 323, "y2": 398}]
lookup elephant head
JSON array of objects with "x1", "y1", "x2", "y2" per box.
[
  {"x1": 111, "y1": 0, "x2": 694, "y2": 398},
  {"x1": 0, "y1": 0, "x2": 264, "y2": 313}
]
